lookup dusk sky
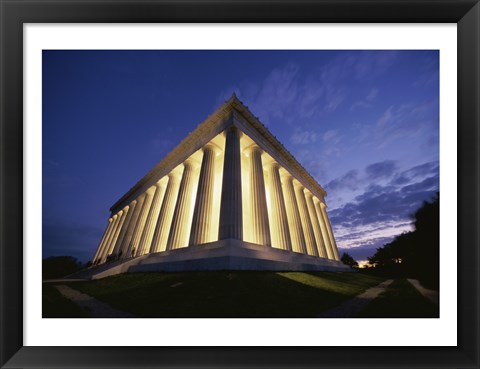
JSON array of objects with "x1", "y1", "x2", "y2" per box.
[{"x1": 43, "y1": 50, "x2": 439, "y2": 263}]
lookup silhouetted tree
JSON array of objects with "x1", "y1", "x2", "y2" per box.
[
  {"x1": 42, "y1": 256, "x2": 82, "y2": 280},
  {"x1": 410, "y1": 193, "x2": 439, "y2": 288},
  {"x1": 366, "y1": 193, "x2": 439, "y2": 289},
  {"x1": 341, "y1": 252, "x2": 359, "y2": 268}
]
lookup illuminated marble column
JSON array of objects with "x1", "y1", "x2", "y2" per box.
[
  {"x1": 111, "y1": 206, "x2": 130, "y2": 257},
  {"x1": 129, "y1": 188, "x2": 156, "y2": 257},
  {"x1": 305, "y1": 192, "x2": 327, "y2": 258},
  {"x1": 314, "y1": 199, "x2": 334, "y2": 260},
  {"x1": 137, "y1": 180, "x2": 167, "y2": 256},
  {"x1": 282, "y1": 176, "x2": 307, "y2": 254},
  {"x1": 92, "y1": 218, "x2": 114, "y2": 263},
  {"x1": 99, "y1": 213, "x2": 119, "y2": 263},
  {"x1": 266, "y1": 163, "x2": 292, "y2": 251},
  {"x1": 294, "y1": 183, "x2": 319, "y2": 257},
  {"x1": 106, "y1": 209, "x2": 127, "y2": 258},
  {"x1": 245, "y1": 145, "x2": 271, "y2": 246},
  {"x1": 167, "y1": 159, "x2": 198, "y2": 250},
  {"x1": 320, "y1": 202, "x2": 340, "y2": 260},
  {"x1": 150, "y1": 172, "x2": 181, "y2": 253},
  {"x1": 115, "y1": 200, "x2": 137, "y2": 258},
  {"x1": 120, "y1": 193, "x2": 146, "y2": 258},
  {"x1": 190, "y1": 145, "x2": 217, "y2": 246},
  {"x1": 218, "y1": 126, "x2": 243, "y2": 240}
]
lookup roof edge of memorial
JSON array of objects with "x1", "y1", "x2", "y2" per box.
[{"x1": 110, "y1": 93, "x2": 326, "y2": 211}]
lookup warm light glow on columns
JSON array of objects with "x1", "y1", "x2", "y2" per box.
[
  {"x1": 105, "y1": 210, "x2": 125, "y2": 259},
  {"x1": 93, "y1": 218, "x2": 113, "y2": 263},
  {"x1": 266, "y1": 163, "x2": 292, "y2": 251},
  {"x1": 189, "y1": 145, "x2": 217, "y2": 245},
  {"x1": 219, "y1": 126, "x2": 243, "y2": 240},
  {"x1": 294, "y1": 183, "x2": 319, "y2": 257},
  {"x1": 116, "y1": 200, "x2": 137, "y2": 258},
  {"x1": 282, "y1": 175, "x2": 307, "y2": 254},
  {"x1": 121, "y1": 193, "x2": 147, "y2": 258},
  {"x1": 305, "y1": 192, "x2": 327, "y2": 258},
  {"x1": 167, "y1": 159, "x2": 198, "y2": 250},
  {"x1": 314, "y1": 199, "x2": 334, "y2": 260},
  {"x1": 108, "y1": 208, "x2": 129, "y2": 258},
  {"x1": 150, "y1": 171, "x2": 181, "y2": 253},
  {"x1": 245, "y1": 145, "x2": 271, "y2": 246},
  {"x1": 130, "y1": 188, "x2": 156, "y2": 257},
  {"x1": 137, "y1": 179, "x2": 167, "y2": 256},
  {"x1": 130, "y1": 188, "x2": 155, "y2": 256},
  {"x1": 111, "y1": 206, "x2": 130, "y2": 257},
  {"x1": 320, "y1": 202, "x2": 340, "y2": 261},
  {"x1": 99, "y1": 214, "x2": 119, "y2": 262}
]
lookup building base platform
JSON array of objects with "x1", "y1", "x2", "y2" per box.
[{"x1": 72, "y1": 239, "x2": 352, "y2": 280}]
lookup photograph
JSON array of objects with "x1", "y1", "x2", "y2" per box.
[
  {"x1": 41, "y1": 50, "x2": 440, "y2": 318},
  {"x1": 2, "y1": 0, "x2": 479, "y2": 367}
]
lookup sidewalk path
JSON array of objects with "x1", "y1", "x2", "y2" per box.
[
  {"x1": 54, "y1": 285, "x2": 135, "y2": 318},
  {"x1": 44, "y1": 279, "x2": 88, "y2": 283},
  {"x1": 407, "y1": 279, "x2": 439, "y2": 305},
  {"x1": 317, "y1": 279, "x2": 394, "y2": 318}
]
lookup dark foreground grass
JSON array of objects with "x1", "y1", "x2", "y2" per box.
[
  {"x1": 67, "y1": 271, "x2": 384, "y2": 318},
  {"x1": 42, "y1": 283, "x2": 88, "y2": 318},
  {"x1": 355, "y1": 279, "x2": 439, "y2": 318}
]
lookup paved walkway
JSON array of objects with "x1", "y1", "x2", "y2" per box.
[
  {"x1": 407, "y1": 279, "x2": 439, "y2": 305},
  {"x1": 43, "y1": 278, "x2": 88, "y2": 283},
  {"x1": 54, "y1": 285, "x2": 135, "y2": 318},
  {"x1": 317, "y1": 279, "x2": 394, "y2": 318}
]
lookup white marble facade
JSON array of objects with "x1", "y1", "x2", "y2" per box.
[{"x1": 92, "y1": 95, "x2": 341, "y2": 267}]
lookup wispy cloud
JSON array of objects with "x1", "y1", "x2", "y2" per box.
[
  {"x1": 325, "y1": 158, "x2": 439, "y2": 253},
  {"x1": 390, "y1": 160, "x2": 439, "y2": 186},
  {"x1": 326, "y1": 159, "x2": 397, "y2": 194},
  {"x1": 329, "y1": 172, "x2": 438, "y2": 252},
  {"x1": 365, "y1": 160, "x2": 398, "y2": 180},
  {"x1": 322, "y1": 129, "x2": 340, "y2": 143},
  {"x1": 290, "y1": 130, "x2": 318, "y2": 145},
  {"x1": 351, "y1": 87, "x2": 379, "y2": 110},
  {"x1": 347, "y1": 50, "x2": 398, "y2": 80},
  {"x1": 217, "y1": 51, "x2": 399, "y2": 128},
  {"x1": 413, "y1": 53, "x2": 439, "y2": 88},
  {"x1": 374, "y1": 100, "x2": 438, "y2": 148},
  {"x1": 326, "y1": 170, "x2": 360, "y2": 192}
]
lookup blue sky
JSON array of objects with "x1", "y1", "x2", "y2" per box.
[{"x1": 43, "y1": 50, "x2": 439, "y2": 263}]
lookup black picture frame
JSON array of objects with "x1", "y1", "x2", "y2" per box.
[{"x1": 1, "y1": 1, "x2": 479, "y2": 368}]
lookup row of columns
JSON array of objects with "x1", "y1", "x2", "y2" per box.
[{"x1": 92, "y1": 125, "x2": 339, "y2": 264}]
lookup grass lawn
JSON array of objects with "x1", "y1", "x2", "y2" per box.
[
  {"x1": 66, "y1": 271, "x2": 384, "y2": 318},
  {"x1": 42, "y1": 283, "x2": 89, "y2": 318},
  {"x1": 355, "y1": 278, "x2": 439, "y2": 318}
]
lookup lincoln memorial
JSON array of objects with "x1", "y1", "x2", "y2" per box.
[{"x1": 89, "y1": 94, "x2": 349, "y2": 278}]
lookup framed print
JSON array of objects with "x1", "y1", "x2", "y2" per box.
[{"x1": 1, "y1": 0, "x2": 479, "y2": 368}]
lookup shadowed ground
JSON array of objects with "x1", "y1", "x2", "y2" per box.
[
  {"x1": 356, "y1": 278, "x2": 439, "y2": 318},
  {"x1": 42, "y1": 272, "x2": 438, "y2": 318},
  {"x1": 43, "y1": 283, "x2": 88, "y2": 318},
  {"x1": 317, "y1": 279, "x2": 394, "y2": 317}
]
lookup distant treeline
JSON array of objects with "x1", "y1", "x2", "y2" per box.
[{"x1": 42, "y1": 256, "x2": 83, "y2": 280}]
